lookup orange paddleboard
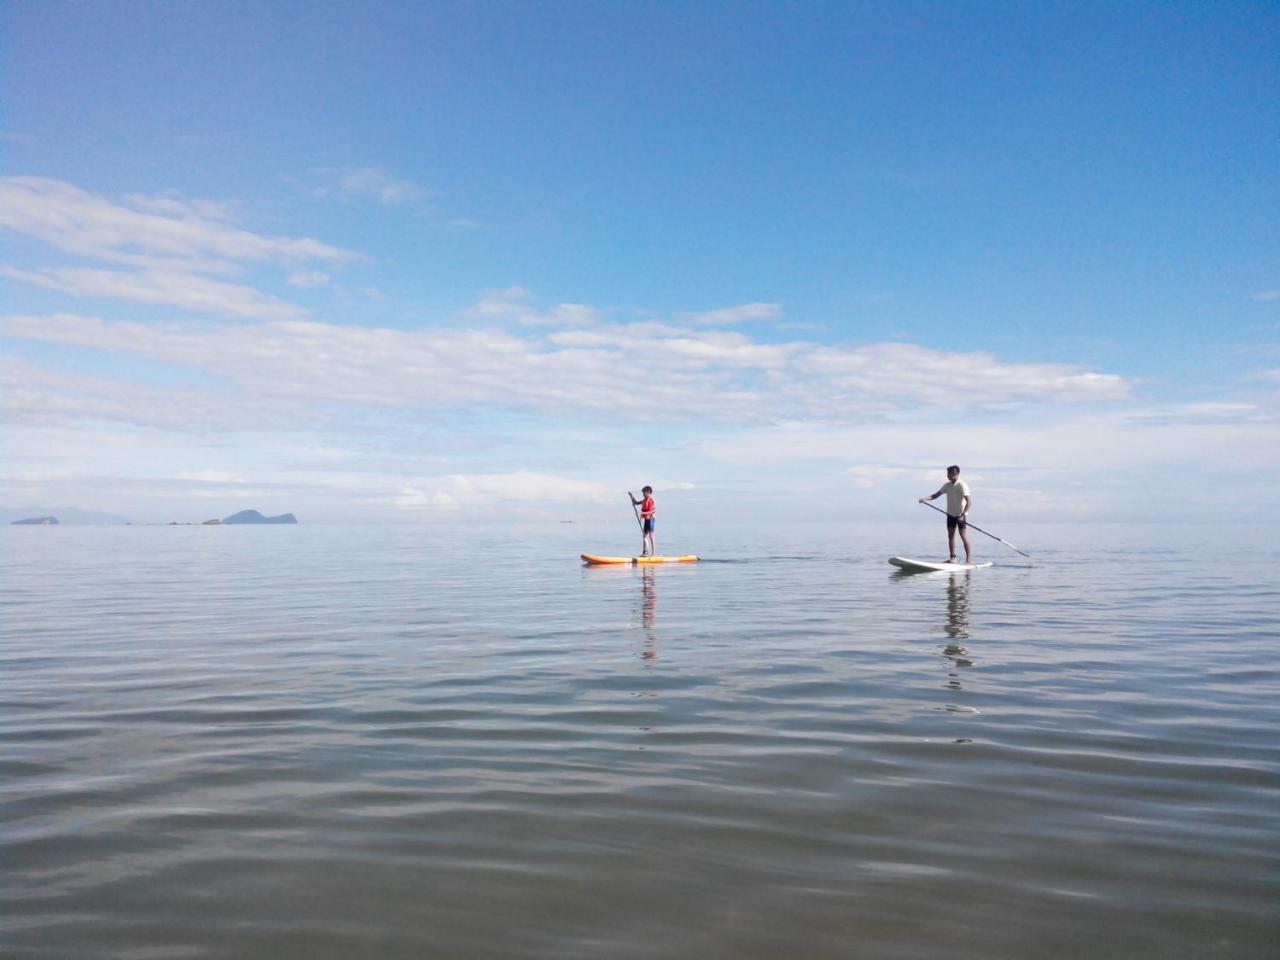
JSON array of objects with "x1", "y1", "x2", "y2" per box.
[{"x1": 581, "y1": 553, "x2": 699, "y2": 565}]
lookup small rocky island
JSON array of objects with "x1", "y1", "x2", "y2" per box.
[
  {"x1": 222, "y1": 509, "x2": 298, "y2": 525},
  {"x1": 12, "y1": 516, "x2": 59, "y2": 525}
]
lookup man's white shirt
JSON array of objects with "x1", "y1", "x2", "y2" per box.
[{"x1": 934, "y1": 480, "x2": 970, "y2": 517}]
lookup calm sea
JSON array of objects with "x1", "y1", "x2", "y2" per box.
[{"x1": 3, "y1": 522, "x2": 1278, "y2": 959}]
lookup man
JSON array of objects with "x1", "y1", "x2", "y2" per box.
[{"x1": 919, "y1": 465, "x2": 972, "y2": 564}]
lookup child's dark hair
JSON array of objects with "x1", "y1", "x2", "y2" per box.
[
  {"x1": 947, "y1": 465, "x2": 960, "y2": 474},
  {"x1": 642, "y1": 485, "x2": 653, "y2": 494}
]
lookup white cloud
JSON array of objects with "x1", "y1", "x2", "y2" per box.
[
  {"x1": 2, "y1": 264, "x2": 310, "y2": 322},
  {"x1": 800, "y1": 342, "x2": 1128, "y2": 406},
  {"x1": 465, "y1": 287, "x2": 604, "y2": 326},
  {"x1": 0, "y1": 355, "x2": 256, "y2": 431},
  {"x1": 1253, "y1": 290, "x2": 1280, "y2": 302},
  {"x1": 0, "y1": 176, "x2": 359, "y2": 321},
  {"x1": 287, "y1": 270, "x2": 331, "y2": 288},
  {"x1": 444, "y1": 471, "x2": 609, "y2": 503},
  {"x1": 5, "y1": 361, "x2": 1273, "y2": 522},
  {"x1": 0, "y1": 176, "x2": 357, "y2": 270},
  {"x1": 311, "y1": 166, "x2": 432, "y2": 207},
  {"x1": 845, "y1": 465, "x2": 935, "y2": 488},
  {"x1": 125, "y1": 192, "x2": 236, "y2": 222},
  {"x1": 465, "y1": 286, "x2": 532, "y2": 317},
  {"x1": 1124, "y1": 401, "x2": 1272, "y2": 425},
  {"x1": 0, "y1": 310, "x2": 1133, "y2": 429},
  {"x1": 700, "y1": 410, "x2": 1280, "y2": 480},
  {"x1": 173, "y1": 469, "x2": 247, "y2": 483},
  {"x1": 685, "y1": 302, "x2": 782, "y2": 325},
  {"x1": 547, "y1": 324, "x2": 797, "y2": 370},
  {"x1": 374, "y1": 472, "x2": 614, "y2": 515}
]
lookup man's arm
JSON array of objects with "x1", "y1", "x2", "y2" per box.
[{"x1": 919, "y1": 486, "x2": 945, "y2": 503}]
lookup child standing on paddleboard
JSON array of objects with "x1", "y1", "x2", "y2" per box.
[
  {"x1": 630, "y1": 486, "x2": 656, "y2": 557},
  {"x1": 919, "y1": 465, "x2": 972, "y2": 564}
]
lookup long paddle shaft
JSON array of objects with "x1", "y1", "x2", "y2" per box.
[
  {"x1": 921, "y1": 500, "x2": 1031, "y2": 558},
  {"x1": 627, "y1": 492, "x2": 644, "y2": 533}
]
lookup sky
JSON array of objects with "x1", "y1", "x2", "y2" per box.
[{"x1": 2, "y1": 0, "x2": 1278, "y2": 525}]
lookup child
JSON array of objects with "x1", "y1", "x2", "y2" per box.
[{"x1": 630, "y1": 486, "x2": 656, "y2": 557}]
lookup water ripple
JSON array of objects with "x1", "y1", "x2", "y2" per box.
[{"x1": 2, "y1": 524, "x2": 1278, "y2": 958}]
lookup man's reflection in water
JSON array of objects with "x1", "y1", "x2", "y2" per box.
[
  {"x1": 942, "y1": 571, "x2": 974, "y2": 690},
  {"x1": 945, "y1": 571, "x2": 971, "y2": 641},
  {"x1": 640, "y1": 567, "x2": 658, "y2": 659}
]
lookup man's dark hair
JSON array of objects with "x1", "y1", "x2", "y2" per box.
[
  {"x1": 642, "y1": 485, "x2": 653, "y2": 494},
  {"x1": 947, "y1": 465, "x2": 960, "y2": 474}
]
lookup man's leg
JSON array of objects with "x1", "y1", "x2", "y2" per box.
[
  {"x1": 959, "y1": 525, "x2": 972, "y2": 563},
  {"x1": 946, "y1": 524, "x2": 957, "y2": 561}
]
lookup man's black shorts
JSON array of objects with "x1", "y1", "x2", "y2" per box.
[{"x1": 947, "y1": 514, "x2": 967, "y2": 532}]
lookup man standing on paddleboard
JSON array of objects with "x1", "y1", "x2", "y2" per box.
[
  {"x1": 919, "y1": 465, "x2": 972, "y2": 564},
  {"x1": 630, "y1": 486, "x2": 656, "y2": 557}
]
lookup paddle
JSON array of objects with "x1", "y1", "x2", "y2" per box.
[
  {"x1": 920, "y1": 500, "x2": 1031, "y2": 558},
  {"x1": 627, "y1": 491, "x2": 644, "y2": 534}
]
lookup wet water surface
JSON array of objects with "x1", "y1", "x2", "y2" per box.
[{"x1": 3, "y1": 524, "x2": 1278, "y2": 958}]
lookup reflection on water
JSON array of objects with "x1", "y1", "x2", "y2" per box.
[
  {"x1": 640, "y1": 567, "x2": 658, "y2": 658},
  {"x1": 945, "y1": 570, "x2": 971, "y2": 639},
  {"x1": 3, "y1": 525, "x2": 1279, "y2": 960},
  {"x1": 943, "y1": 571, "x2": 974, "y2": 693},
  {"x1": 582, "y1": 563, "x2": 661, "y2": 657},
  {"x1": 934, "y1": 571, "x2": 979, "y2": 720}
]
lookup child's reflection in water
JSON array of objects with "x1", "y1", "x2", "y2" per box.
[{"x1": 641, "y1": 568, "x2": 658, "y2": 659}]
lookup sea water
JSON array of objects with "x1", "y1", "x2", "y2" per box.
[{"x1": 2, "y1": 522, "x2": 1278, "y2": 958}]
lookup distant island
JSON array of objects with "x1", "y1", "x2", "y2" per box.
[
  {"x1": 1, "y1": 507, "x2": 129, "y2": 525},
  {"x1": 223, "y1": 509, "x2": 298, "y2": 525},
  {"x1": 3, "y1": 507, "x2": 297, "y2": 525}
]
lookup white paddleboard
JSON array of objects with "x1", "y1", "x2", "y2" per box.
[{"x1": 889, "y1": 556, "x2": 992, "y2": 573}]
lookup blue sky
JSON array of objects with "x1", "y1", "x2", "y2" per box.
[{"x1": 2, "y1": 1, "x2": 1278, "y2": 524}]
